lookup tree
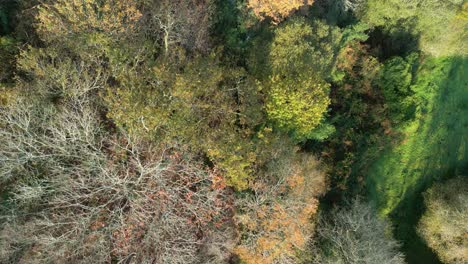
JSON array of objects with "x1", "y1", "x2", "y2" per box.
[
  {"x1": 105, "y1": 54, "x2": 264, "y2": 190},
  {"x1": 17, "y1": 46, "x2": 110, "y2": 101},
  {"x1": 269, "y1": 18, "x2": 341, "y2": 77},
  {"x1": 36, "y1": 0, "x2": 142, "y2": 42},
  {"x1": 234, "y1": 154, "x2": 326, "y2": 264},
  {"x1": 15, "y1": 0, "x2": 147, "y2": 99},
  {"x1": 312, "y1": 0, "x2": 367, "y2": 30},
  {"x1": 31, "y1": 0, "x2": 144, "y2": 68},
  {"x1": 377, "y1": 53, "x2": 419, "y2": 122},
  {"x1": 0, "y1": 84, "x2": 16, "y2": 106},
  {"x1": 0, "y1": 36, "x2": 17, "y2": 83},
  {"x1": 260, "y1": 18, "x2": 341, "y2": 141},
  {"x1": 263, "y1": 73, "x2": 330, "y2": 141},
  {"x1": 313, "y1": 200, "x2": 405, "y2": 264},
  {"x1": 337, "y1": 0, "x2": 366, "y2": 14},
  {"x1": 170, "y1": 55, "x2": 262, "y2": 189},
  {"x1": 321, "y1": 42, "x2": 387, "y2": 191},
  {"x1": 457, "y1": 2, "x2": 468, "y2": 20},
  {"x1": 417, "y1": 177, "x2": 468, "y2": 264},
  {"x1": 140, "y1": 0, "x2": 215, "y2": 54},
  {"x1": 0, "y1": 97, "x2": 236, "y2": 264},
  {"x1": 247, "y1": 0, "x2": 314, "y2": 24}
]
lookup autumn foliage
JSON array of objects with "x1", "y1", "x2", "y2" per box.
[
  {"x1": 36, "y1": 0, "x2": 142, "y2": 40},
  {"x1": 418, "y1": 177, "x2": 468, "y2": 264},
  {"x1": 0, "y1": 98, "x2": 236, "y2": 263},
  {"x1": 234, "y1": 154, "x2": 326, "y2": 264},
  {"x1": 4, "y1": 0, "x2": 458, "y2": 262},
  {"x1": 247, "y1": 0, "x2": 314, "y2": 23}
]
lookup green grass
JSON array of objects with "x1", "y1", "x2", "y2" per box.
[{"x1": 366, "y1": 56, "x2": 468, "y2": 263}]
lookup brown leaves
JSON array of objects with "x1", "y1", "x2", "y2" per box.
[
  {"x1": 106, "y1": 149, "x2": 236, "y2": 262},
  {"x1": 234, "y1": 154, "x2": 325, "y2": 264}
]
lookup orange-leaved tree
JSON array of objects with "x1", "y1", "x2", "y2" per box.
[{"x1": 234, "y1": 154, "x2": 326, "y2": 263}]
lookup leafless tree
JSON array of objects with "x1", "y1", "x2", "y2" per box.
[
  {"x1": 313, "y1": 199, "x2": 406, "y2": 264},
  {"x1": 139, "y1": 0, "x2": 215, "y2": 54},
  {"x1": 0, "y1": 96, "x2": 236, "y2": 264}
]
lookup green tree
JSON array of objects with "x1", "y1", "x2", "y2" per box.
[
  {"x1": 322, "y1": 42, "x2": 386, "y2": 191},
  {"x1": 0, "y1": 36, "x2": 17, "y2": 83},
  {"x1": 171, "y1": 55, "x2": 262, "y2": 189},
  {"x1": 269, "y1": 18, "x2": 342, "y2": 78},
  {"x1": 263, "y1": 73, "x2": 330, "y2": 141},
  {"x1": 260, "y1": 18, "x2": 340, "y2": 141},
  {"x1": 377, "y1": 53, "x2": 419, "y2": 122},
  {"x1": 36, "y1": 0, "x2": 142, "y2": 42}
]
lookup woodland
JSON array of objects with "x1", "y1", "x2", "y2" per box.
[{"x1": 0, "y1": 0, "x2": 467, "y2": 263}]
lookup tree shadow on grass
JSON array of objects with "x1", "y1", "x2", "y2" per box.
[{"x1": 367, "y1": 56, "x2": 468, "y2": 264}]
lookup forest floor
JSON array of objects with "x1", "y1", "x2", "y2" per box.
[{"x1": 365, "y1": 56, "x2": 468, "y2": 264}]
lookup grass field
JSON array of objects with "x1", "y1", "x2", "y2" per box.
[{"x1": 366, "y1": 56, "x2": 468, "y2": 263}]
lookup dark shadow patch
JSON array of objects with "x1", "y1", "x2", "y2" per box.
[{"x1": 366, "y1": 25, "x2": 420, "y2": 60}]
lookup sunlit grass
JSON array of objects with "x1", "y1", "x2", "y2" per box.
[
  {"x1": 366, "y1": 56, "x2": 467, "y2": 263},
  {"x1": 368, "y1": 56, "x2": 467, "y2": 215}
]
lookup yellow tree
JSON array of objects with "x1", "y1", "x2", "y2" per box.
[
  {"x1": 264, "y1": 73, "x2": 330, "y2": 140},
  {"x1": 105, "y1": 54, "x2": 263, "y2": 190},
  {"x1": 247, "y1": 0, "x2": 314, "y2": 23},
  {"x1": 36, "y1": 0, "x2": 142, "y2": 42},
  {"x1": 260, "y1": 18, "x2": 337, "y2": 141},
  {"x1": 418, "y1": 177, "x2": 468, "y2": 264}
]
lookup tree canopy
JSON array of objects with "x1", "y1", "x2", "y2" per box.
[{"x1": 0, "y1": 0, "x2": 465, "y2": 263}]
